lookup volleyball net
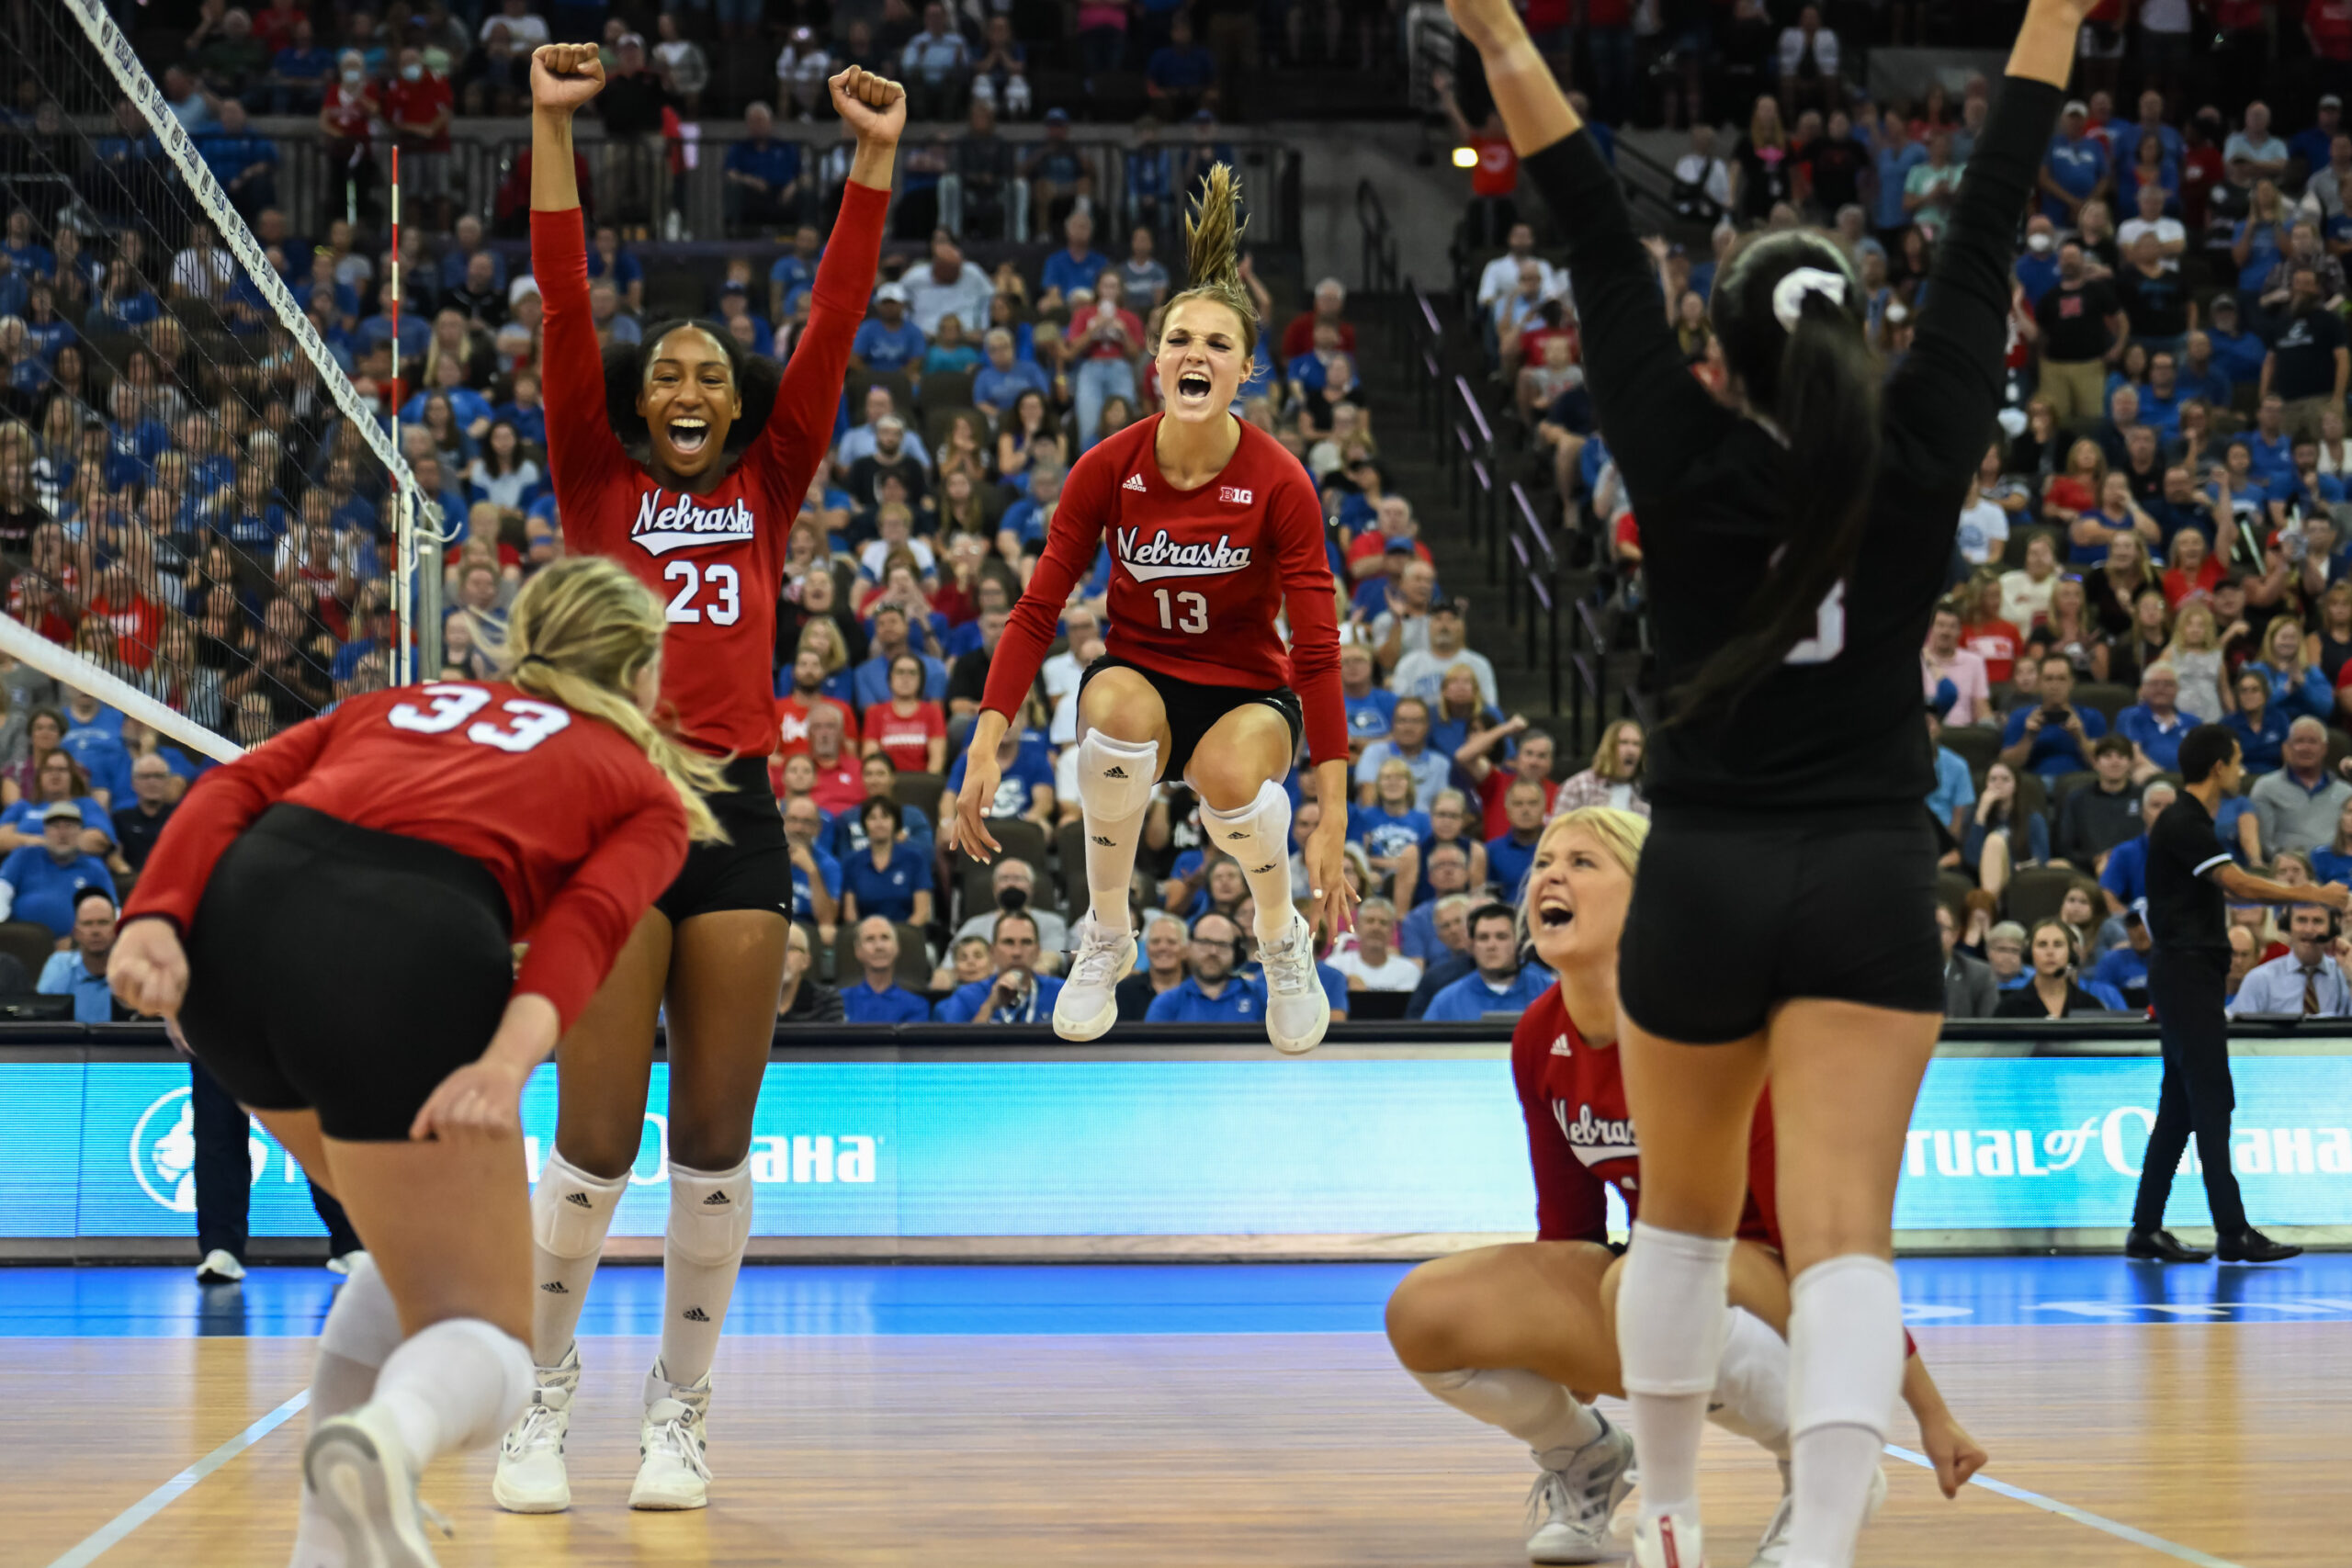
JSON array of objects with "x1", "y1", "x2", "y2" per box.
[{"x1": 0, "y1": 0, "x2": 448, "y2": 773}]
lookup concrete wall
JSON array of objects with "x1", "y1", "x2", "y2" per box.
[{"x1": 1269, "y1": 119, "x2": 1474, "y2": 291}]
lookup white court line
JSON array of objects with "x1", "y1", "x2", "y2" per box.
[
  {"x1": 1884, "y1": 1444, "x2": 2244, "y2": 1568},
  {"x1": 43, "y1": 1389, "x2": 310, "y2": 1568}
]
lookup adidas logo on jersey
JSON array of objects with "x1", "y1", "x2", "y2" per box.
[
  {"x1": 540, "y1": 1280, "x2": 571, "y2": 1293},
  {"x1": 565, "y1": 1192, "x2": 594, "y2": 1208},
  {"x1": 1114, "y1": 525, "x2": 1253, "y2": 581},
  {"x1": 681, "y1": 1307, "x2": 711, "y2": 1323},
  {"x1": 1123, "y1": 473, "x2": 1148, "y2": 492},
  {"x1": 1551, "y1": 1033, "x2": 1574, "y2": 1056},
  {"x1": 702, "y1": 1190, "x2": 730, "y2": 1205},
  {"x1": 630, "y1": 489, "x2": 756, "y2": 557}
]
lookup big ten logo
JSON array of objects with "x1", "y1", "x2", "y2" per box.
[
  {"x1": 130, "y1": 1089, "x2": 312, "y2": 1213},
  {"x1": 521, "y1": 1115, "x2": 878, "y2": 1186},
  {"x1": 1905, "y1": 1111, "x2": 2352, "y2": 1180}
]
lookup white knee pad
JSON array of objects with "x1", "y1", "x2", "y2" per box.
[
  {"x1": 666, "y1": 1159, "x2": 755, "y2": 1267},
  {"x1": 1788, "y1": 1255, "x2": 1905, "y2": 1438},
  {"x1": 320, "y1": 1252, "x2": 404, "y2": 1367},
  {"x1": 1078, "y1": 730, "x2": 1159, "y2": 819},
  {"x1": 1616, "y1": 1222, "x2": 1734, "y2": 1397},
  {"x1": 533, "y1": 1150, "x2": 628, "y2": 1259}
]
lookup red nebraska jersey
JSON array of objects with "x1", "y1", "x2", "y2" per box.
[
  {"x1": 123, "y1": 682, "x2": 689, "y2": 1031},
  {"x1": 981, "y1": 414, "x2": 1347, "y2": 763},
  {"x1": 1514, "y1": 984, "x2": 1780, "y2": 1246},
  {"x1": 534, "y1": 184, "x2": 885, "y2": 758}
]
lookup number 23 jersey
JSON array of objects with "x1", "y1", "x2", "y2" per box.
[
  {"x1": 122, "y1": 682, "x2": 689, "y2": 1031},
  {"x1": 980, "y1": 414, "x2": 1349, "y2": 764}
]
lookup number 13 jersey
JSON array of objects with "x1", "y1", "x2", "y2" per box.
[
  {"x1": 533, "y1": 187, "x2": 887, "y2": 760},
  {"x1": 980, "y1": 414, "x2": 1350, "y2": 764}
]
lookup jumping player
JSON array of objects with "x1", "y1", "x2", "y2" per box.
[
  {"x1": 105, "y1": 558, "x2": 719, "y2": 1568},
  {"x1": 1385, "y1": 810, "x2": 1986, "y2": 1565},
  {"x1": 948, "y1": 167, "x2": 1351, "y2": 1054},
  {"x1": 1443, "y1": 0, "x2": 2083, "y2": 1562},
  {"x1": 495, "y1": 45, "x2": 899, "y2": 1513}
]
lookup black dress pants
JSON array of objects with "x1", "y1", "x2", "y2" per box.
[
  {"x1": 190, "y1": 1060, "x2": 363, "y2": 1262},
  {"x1": 2132, "y1": 945, "x2": 2249, "y2": 1235}
]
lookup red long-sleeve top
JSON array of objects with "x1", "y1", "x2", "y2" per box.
[
  {"x1": 533, "y1": 184, "x2": 886, "y2": 758},
  {"x1": 123, "y1": 682, "x2": 689, "y2": 1031},
  {"x1": 979, "y1": 414, "x2": 1348, "y2": 764}
]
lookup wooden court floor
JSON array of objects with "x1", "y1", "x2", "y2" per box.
[{"x1": 6, "y1": 1322, "x2": 2344, "y2": 1566}]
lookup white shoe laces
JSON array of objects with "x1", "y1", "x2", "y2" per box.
[
  {"x1": 1750, "y1": 1492, "x2": 1794, "y2": 1564},
  {"x1": 1068, "y1": 922, "x2": 1130, "y2": 988},
  {"x1": 1257, "y1": 920, "x2": 1317, "y2": 998},
  {"x1": 644, "y1": 1411, "x2": 711, "y2": 1483},
  {"x1": 1525, "y1": 1464, "x2": 1616, "y2": 1544},
  {"x1": 503, "y1": 1398, "x2": 564, "y2": 1460}
]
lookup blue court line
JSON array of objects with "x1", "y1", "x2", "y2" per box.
[
  {"x1": 1884, "y1": 1446, "x2": 2242, "y2": 1568},
  {"x1": 42, "y1": 1388, "x2": 309, "y2": 1568}
]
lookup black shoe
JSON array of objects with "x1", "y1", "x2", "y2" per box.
[
  {"x1": 2216, "y1": 1228, "x2": 2303, "y2": 1264},
  {"x1": 2124, "y1": 1228, "x2": 2212, "y2": 1263}
]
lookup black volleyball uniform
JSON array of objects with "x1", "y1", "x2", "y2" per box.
[{"x1": 1526, "y1": 76, "x2": 2064, "y2": 1043}]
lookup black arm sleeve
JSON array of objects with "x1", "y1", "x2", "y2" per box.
[
  {"x1": 1521, "y1": 132, "x2": 1732, "y2": 505},
  {"x1": 1881, "y1": 77, "x2": 2066, "y2": 486}
]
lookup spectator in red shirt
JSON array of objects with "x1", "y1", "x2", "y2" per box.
[
  {"x1": 1345, "y1": 494, "x2": 1433, "y2": 581},
  {"x1": 1279, "y1": 276, "x2": 1356, "y2": 363},
  {"x1": 1435, "y1": 69, "x2": 1520, "y2": 247},
  {"x1": 861, "y1": 652, "x2": 948, "y2": 773},
  {"x1": 1961, "y1": 573, "x2": 2025, "y2": 686},
  {"x1": 319, "y1": 54, "x2": 378, "y2": 228},
  {"x1": 1470, "y1": 727, "x2": 1558, "y2": 838},
  {"x1": 383, "y1": 48, "x2": 456, "y2": 232},
  {"x1": 805, "y1": 705, "x2": 866, "y2": 816}
]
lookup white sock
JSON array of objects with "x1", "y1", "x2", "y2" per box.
[
  {"x1": 660, "y1": 1158, "x2": 753, "y2": 1387},
  {"x1": 1787, "y1": 1255, "x2": 1905, "y2": 1568},
  {"x1": 1076, "y1": 730, "x2": 1159, "y2": 930},
  {"x1": 529, "y1": 1149, "x2": 627, "y2": 1367},
  {"x1": 1408, "y1": 1366, "x2": 1605, "y2": 1464},
  {"x1": 1199, "y1": 779, "x2": 1297, "y2": 942},
  {"x1": 1707, "y1": 1306, "x2": 1791, "y2": 1460},
  {"x1": 291, "y1": 1257, "x2": 403, "y2": 1568},
  {"x1": 1616, "y1": 1221, "x2": 1734, "y2": 1519},
  {"x1": 368, "y1": 1318, "x2": 534, "y2": 1467}
]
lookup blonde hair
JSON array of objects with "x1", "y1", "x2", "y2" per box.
[
  {"x1": 797, "y1": 617, "x2": 846, "y2": 675},
  {"x1": 2165, "y1": 599, "x2": 2218, "y2": 657},
  {"x1": 1517, "y1": 806, "x2": 1651, "y2": 944},
  {"x1": 2261, "y1": 611, "x2": 2312, "y2": 674},
  {"x1": 1161, "y1": 164, "x2": 1258, "y2": 355},
  {"x1": 501, "y1": 556, "x2": 729, "y2": 844}
]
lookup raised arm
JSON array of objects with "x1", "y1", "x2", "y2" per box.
[
  {"x1": 1878, "y1": 1, "x2": 2082, "y2": 482},
  {"x1": 527, "y1": 44, "x2": 628, "y2": 538},
  {"x1": 1444, "y1": 0, "x2": 1726, "y2": 502}
]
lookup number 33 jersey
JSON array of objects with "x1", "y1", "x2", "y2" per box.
[
  {"x1": 980, "y1": 413, "x2": 1349, "y2": 764},
  {"x1": 122, "y1": 682, "x2": 689, "y2": 1030}
]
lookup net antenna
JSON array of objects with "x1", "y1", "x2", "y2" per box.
[{"x1": 51, "y1": 0, "x2": 449, "y2": 693}]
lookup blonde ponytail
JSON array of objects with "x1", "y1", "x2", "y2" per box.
[
  {"x1": 500, "y1": 556, "x2": 732, "y2": 844},
  {"x1": 1163, "y1": 162, "x2": 1258, "y2": 354}
]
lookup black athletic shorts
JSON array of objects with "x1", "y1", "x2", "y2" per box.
[
  {"x1": 175, "y1": 804, "x2": 515, "y2": 1143},
  {"x1": 1079, "y1": 653, "x2": 1304, "y2": 781},
  {"x1": 655, "y1": 754, "x2": 789, "y2": 925},
  {"x1": 1618, "y1": 807, "x2": 1944, "y2": 1043}
]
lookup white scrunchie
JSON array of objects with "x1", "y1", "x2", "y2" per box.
[{"x1": 1771, "y1": 266, "x2": 1849, "y2": 332}]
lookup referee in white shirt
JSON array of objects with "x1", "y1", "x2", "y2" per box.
[
  {"x1": 2227, "y1": 904, "x2": 2352, "y2": 1017},
  {"x1": 2131, "y1": 725, "x2": 2348, "y2": 1265}
]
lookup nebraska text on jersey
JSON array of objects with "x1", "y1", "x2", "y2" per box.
[
  {"x1": 1115, "y1": 526, "x2": 1253, "y2": 581},
  {"x1": 1555, "y1": 1099, "x2": 1638, "y2": 1168},
  {"x1": 632, "y1": 491, "x2": 757, "y2": 556}
]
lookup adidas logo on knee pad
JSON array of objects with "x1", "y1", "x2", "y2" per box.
[
  {"x1": 1104, "y1": 766, "x2": 1127, "y2": 778},
  {"x1": 1091, "y1": 834, "x2": 1114, "y2": 845},
  {"x1": 701, "y1": 1191, "x2": 730, "y2": 1206},
  {"x1": 540, "y1": 1280, "x2": 571, "y2": 1293},
  {"x1": 565, "y1": 1192, "x2": 593, "y2": 1208},
  {"x1": 681, "y1": 1307, "x2": 711, "y2": 1322}
]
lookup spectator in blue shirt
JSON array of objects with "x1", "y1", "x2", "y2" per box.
[
  {"x1": 1350, "y1": 756, "x2": 1432, "y2": 867},
  {"x1": 2041, "y1": 100, "x2": 2113, "y2": 225},
  {"x1": 841, "y1": 916, "x2": 933, "y2": 1024},
  {"x1": 2013, "y1": 216, "x2": 2062, "y2": 307},
  {"x1": 1866, "y1": 107, "x2": 1928, "y2": 234},
  {"x1": 839, "y1": 797, "x2": 935, "y2": 927},
  {"x1": 974, "y1": 327, "x2": 1049, "y2": 418},
  {"x1": 57, "y1": 690, "x2": 130, "y2": 805},
  {"x1": 1146, "y1": 913, "x2": 1264, "y2": 1023},
  {"x1": 37, "y1": 887, "x2": 118, "y2": 1023},
  {"x1": 266, "y1": 17, "x2": 336, "y2": 113},
  {"x1": 2203, "y1": 296, "x2": 2268, "y2": 389},
  {"x1": 935, "y1": 910, "x2": 1064, "y2": 1022},
  {"x1": 1145, "y1": 15, "x2": 1217, "y2": 118},
  {"x1": 782, "y1": 795, "x2": 843, "y2": 931},
  {"x1": 1340, "y1": 641, "x2": 1396, "y2": 742},
  {"x1": 945, "y1": 723, "x2": 1056, "y2": 824},
  {"x1": 2088, "y1": 908, "x2": 2152, "y2": 1003},
  {"x1": 0, "y1": 752, "x2": 111, "y2": 859},
  {"x1": 2097, "y1": 781, "x2": 2174, "y2": 925},
  {"x1": 2114, "y1": 665, "x2": 2190, "y2": 778},
  {"x1": 196, "y1": 101, "x2": 279, "y2": 220},
  {"x1": 852, "y1": 284, "x2": 926, "y2": 374},
  {"x1": 724, "y1": 101, "x2": 808, "y2": 233},
  {"x1": 1422, "y1": 903, "x2": 1554, "y2": 1021},
  {"x1": 2223, "y1": 666, "x2": 2293, "y2": 774},
  {"x1": 854, "y1": 606, "x2": 950, "y2": 708},
  {"x1": 0, "y1": 803, "x2": 117, "y2": 938},
  {"x1": 1998, "y1": 655, "x2": 2109, "y2": 777},
  {"x1": 1483, "y1": 778, "x2": 1549, "y2": 903},
  {"x1": 1038, "y1": 208, "x2": 1105, "y2": 306},
  {"x1": 1925, "y1": 708, "x2": 1976, "y2": 845},
  {"x1": 585, "y1": 224, "x2": 643, "y2": 312}
]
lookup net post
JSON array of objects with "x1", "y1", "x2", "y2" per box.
[{"x1": 419, "y1": 518, "x2": 446, "y2": 678}]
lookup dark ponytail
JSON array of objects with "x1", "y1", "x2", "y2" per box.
[
  {"x1": 601, "y1": 319, "x2": 785, "y2": 460},
  {"x1": 1672, "y1": 233, "x2": 1881, "y2": 721}
]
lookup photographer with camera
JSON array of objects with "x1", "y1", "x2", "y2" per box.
[
  {"x1": 933, "y1": 908, "x2": 1063, "y2": 1023},
  {"x1": 1997, "y1": 652, "x2": 2109, "y2": 779}
]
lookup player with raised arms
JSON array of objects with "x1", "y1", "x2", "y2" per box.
[
  {"x1": 948, "y1": 167, "x2": 1351, "y2": 1054},
  {"x1": 105, "y1": 557, "x2": 719, "y2": 1568},
  {"x1": 492, "y1": 44, "x2": 900, "y2": 1514},
  {"x1": 1384, "y1": 808, "x2": 1986, "y2": 1564},
  {"x1": 1444, "y1": 0, "x2": 2086, "y2": 1562}
]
